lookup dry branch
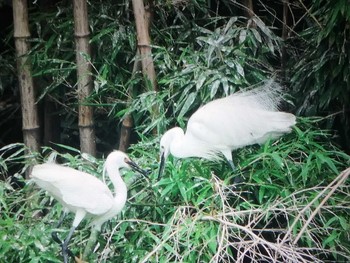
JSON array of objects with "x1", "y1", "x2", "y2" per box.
[{"x1": 133, "y1": 171, "x2": 350, "y2": 262}]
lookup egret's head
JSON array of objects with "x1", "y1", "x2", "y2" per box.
[
  {"x1": 105, "y1": 150, "x2": 148, "y2": 176},
  {"x1": 159, "y1": 127, "x2": 184, "y2": 177}
]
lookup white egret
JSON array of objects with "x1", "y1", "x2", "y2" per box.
[
  {"x1": 159, "y1": 80, "x2": 296, "y2": 176},
  {"x1": 30, "y1": 150, "x2": 147, "y2": 263}
]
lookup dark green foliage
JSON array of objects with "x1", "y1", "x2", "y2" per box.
[
  {"x1": 27, "y1": 1, "x2": 139, "y2": 152},
  {"x1": 131, "y1": 14, "x2": 282, "y2": 133},
  {"x1": 1, "y1": 0, "x2": 349, "y2": 152},
  {"x1": 1, "y1": 119, "x2": 350, "y2": 262},
  {"x1": 1, "y1": 0, "x2": 350, "y2": 261},
  {"x1": 289, "y1": 0, "x2": 350, "y2": 152}
]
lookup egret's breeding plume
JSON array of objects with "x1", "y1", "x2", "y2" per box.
[
  {"x1": 31, "y1": 151, "x2": 147, "y2": 263},
  {"x1": 159, "y1": 80, "x2": 296, "y2": 176}
]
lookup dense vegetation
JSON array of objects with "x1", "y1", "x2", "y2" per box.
[
  {"x1": 0, "y1": 0, "x2": 349, "y2": 262},
  {"x1": 1, "y1": 119, "x2": 350, "y2": 262}
]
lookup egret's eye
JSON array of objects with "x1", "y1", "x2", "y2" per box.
[{"x1": 124, "y1": 157, "x2": 129, "y2": 163}]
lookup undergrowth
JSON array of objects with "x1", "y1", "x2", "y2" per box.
[{"x1": 0, "y1": 118, "x2": 349, "y2": 262}]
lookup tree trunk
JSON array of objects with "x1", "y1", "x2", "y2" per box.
[
  {"x1": 12, "y1": 0, "x2": 40, "y2": 178},
  {"x1": 243, "y1": 0, "x2": 256, "y2": 27},
  {"x1": 132, "y1": 0, "x2": 159, "y2": 135},
  {"x1": 73, "y1": 0, "x2": 96, "y2": 156}
]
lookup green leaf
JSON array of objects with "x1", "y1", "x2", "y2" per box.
[
  {"x1": 314, "y1": 152, "x2": 338, "y2": 173},
  {"x1": 235, "y1": 62, "x2": 245, "y2": 77},
  {"x1": 179, "y1": 92, "x2": 197, "y2": 119},
  {"x1": 210, "y1": 80, "x2": 221, "y2": 98},
  {"x1": 178, "y1": 181, "x2": 188, "y2": 203},
  {"x1": 250, "y1": 28, "x2": 262, "y2": 43},
  {"x1": 270, "y1": 152, "x2": 283, "y2": 168},
  {"x1": 322, "y1": 231, "x2": 338, "y2": 248},
  {"x1": 196, "y1": 74, "x2": 207, "y2": 90},
  {"x1": 239, "y1": 30, "x2": 247, "y2": 43},
  {"x1": 258, "y1": 186, "x2": 266, "y2": 203}
]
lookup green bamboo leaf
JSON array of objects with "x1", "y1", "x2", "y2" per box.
[
  {"x1": 54, "y1": 143, "x2": 81, "y2": 154},
  {"x1": 196, "y1": 74, "x2": 207, "y2": 90},
  {"x1": 239, "y1": 29, "x2": 247, "y2": 43},
  {"x1": 339, "y1": 216, "x2": 349, "y2": 229},
  {"x1": 179, "y1": 92, "x2": 197, "y2": 118},
  {"x1": 221, "y1": 77, "x2": 229, "y2": 95},
  {"x1": 210, "y1": 80, "x2": 221, "y2": 98},
  {"x1": 258, "y1": 186, "x2": 266, "y2": 203},
  {"x1": 224, "y1": 17, "x2": 238, "y2": 34},
  {"x1": 177, "y1": 181, "x2": 188, "y2": 203},
  {"x1": 270, "y1": 152, "x2": 283, "y2": 168},
  {"x1": 250, "y1": 28, "x2": 262, "y2": 43},
  {"x1": 235, "y1": 62, "x2": 245, "y2": 77},
  {"x1": 322, "y1": 231, "x2": 338, "y2": 248},
  {"x1": 315, "y1": 152, "x2": 338, "y2": 173}
]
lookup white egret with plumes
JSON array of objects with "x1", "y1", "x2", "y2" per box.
[{"x1": 159, "y1": 80, "x2": 296, "y2": 177}]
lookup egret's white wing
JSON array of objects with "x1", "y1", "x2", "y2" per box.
[
  {"x1": 31, "y1": 164, "x2": 113, "y2": 215},
  {"x1": 187, "y1": 92, "x2": 295, "y2": 152}
]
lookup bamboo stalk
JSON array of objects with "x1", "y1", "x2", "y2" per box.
[
  {"x1": 132, "y1": 0, "x2": 157, "y2": 91},
  {"x1": 12, "y1": 0, "x2": 40, "y2": 177},
  {"x1": 118, "y1": 45, "x2": 142, "y2": 152},
  {"x1": 244, "y1": 0, "x2": 256, "y2": 27},
  {"x1": 73, "y1": 0, "x2": 96, "y2": 156},
  {"x1": 132, "y1": 0, "x2": 159, "y2": 135}
]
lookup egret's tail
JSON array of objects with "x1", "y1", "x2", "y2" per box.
[
  {"x1": 272, "y1": 112, "x2": 296, "y2": 131},
  {"x1": 262, "y1": 111, "x2": 296, "y2": 141}
]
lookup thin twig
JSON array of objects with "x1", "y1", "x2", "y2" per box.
[
  {"x1": 297, "y1": 0, "x2": 322, "y2": 29},
  {"x1": 293, "y1": 167, "x2": 350, "y2": 244},
  {"x1": 280, "y1": 167, "x2": 350, "y2": 246}
]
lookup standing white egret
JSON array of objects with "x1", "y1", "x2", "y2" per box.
[
  {"x1": 30, "y1": 150, "x2": 147, "y2": 263},
  {"x1": 159, "y1": 80, "x2": 296, "y2": 176}
]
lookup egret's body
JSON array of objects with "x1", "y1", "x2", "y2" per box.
[
  {"x1": 31, "y1": 151, "x2": 146, "y2": 263},
  {"x1": 159, "y1": 80, "x2": 296, "y2": 174}
]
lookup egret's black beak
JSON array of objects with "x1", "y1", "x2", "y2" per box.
[
  {"x1": 126, "y1": 159, "x2": 150, "y2": 177},
  {"x1": 158, "y1": 152, "x2": 165, "y2": 178}
]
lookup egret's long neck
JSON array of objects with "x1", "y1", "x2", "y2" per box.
[
  {"x1": 91, "y1": 164, "x2": 127, "y2": 231},
  {"x1": 105, "y1": 165, "x2": 127, "y2": 208}
]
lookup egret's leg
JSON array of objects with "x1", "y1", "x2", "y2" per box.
[
  {"x1": 52, "y1": 211, "x2": 66, "y2": 244},
  {"x1": 228, "y1": 160, "x2": 246, "y2": 186},
  {"x1": 158, "y1": 154, "x2": 166, "y2": 179},
  {"x1": 62, "y1": 226, "x2": 76, "y2": 263},
  {"x1": 226, "y1": 158, "x2": 244, "y2": 186},
  {"x1": 227, "y1": 159, "x2": 236, "y2": 171},
  {"x1": 61, "y1": 210, "x2": 86, "y2": 262},
  {"x1": 51, "y1": 212, "x2": 75, "y2": 261},
  {"x1": 222, "y1": 151, "x2": 236, "y2": 171}
]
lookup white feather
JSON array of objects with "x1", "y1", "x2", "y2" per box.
[{"x1": 160, "y1": 80, "x2": 296, "y2": 166}]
